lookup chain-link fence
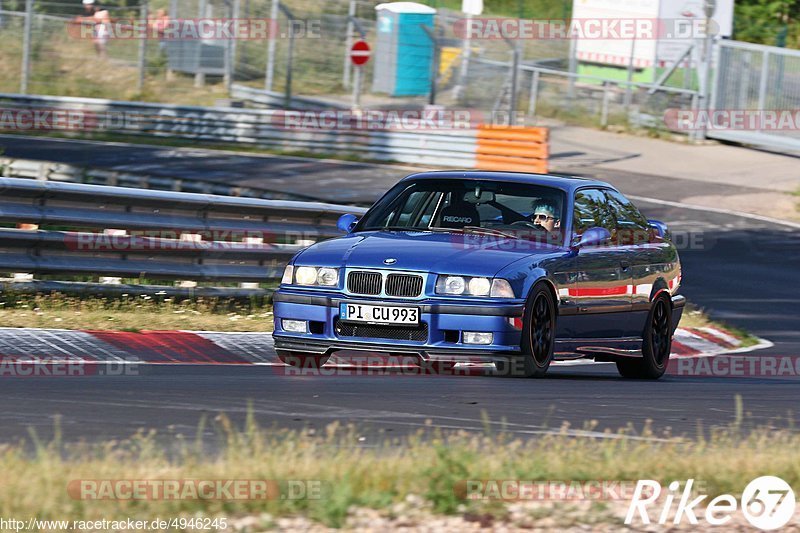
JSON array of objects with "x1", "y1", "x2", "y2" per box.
[
  {"x1": 0, "y1": 0, "x2": 704, "y2": 130},
  {"x1": 708, "y1": 39, "x2": 800, "y2": 150}
]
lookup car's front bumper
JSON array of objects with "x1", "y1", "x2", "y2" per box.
[{"x1": 272, "y1": 289, "x2": 525, "y2": 363}]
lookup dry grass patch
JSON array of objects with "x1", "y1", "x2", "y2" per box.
[
  {"x1": 0, "y1": 407, "x2": 798, "y2": 529},
  {"x1": 0, "y1": 293, "x2": 273, "y2": 332}
]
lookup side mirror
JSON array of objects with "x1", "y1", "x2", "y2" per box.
[
  {"x1": 337, "y1": 213, "x2": 359, "y2": 233},
  {"x1": 647, "y1": 219, "x2": 669, "y2": 239},
  {"x1": 573, "y1": 227, "x2": 611, "y2": 250}
]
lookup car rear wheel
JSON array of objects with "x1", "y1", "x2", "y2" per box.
[
  {"x1": 495, "y1": 283, "x2": 555, "y2": 378},
  {"x1": 616, "y1": 295, "x2": 672, "y2": 379},
  {"x1": 277, "y1": 352, "x2": 330, "y2": 370}
]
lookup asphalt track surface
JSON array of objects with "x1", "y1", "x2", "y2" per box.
[{"x1": 1, "y1": 135, "x2": 799, "y2": 445}]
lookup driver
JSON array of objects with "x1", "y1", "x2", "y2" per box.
[{"x1": 530, "y1": 203, "x2": 561, "y2": 237}]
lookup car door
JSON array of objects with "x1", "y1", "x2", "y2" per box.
[
  {"x1": 605, "y1": 188, "x2": 678, "y2": 335},
  {"x1": 569, "y1": 188, "x2": 633, "y2": 338}
]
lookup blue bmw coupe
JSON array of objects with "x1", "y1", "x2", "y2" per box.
[{"x1": 273, "y1": 171, "x2": 684, "y2": 379}]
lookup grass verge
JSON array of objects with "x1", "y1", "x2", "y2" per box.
[
  {"x1": 680, "y1": 302, "x2": 760, "y2": 347},
  {"x1": 1, "y1": 406, "x2": 798, "y2": 529},
  {"x1": 0, "y1": 293, "x2": 274, "y2": 332}
]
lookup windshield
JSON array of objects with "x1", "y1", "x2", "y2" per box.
[{"x1": 355, "y1": 179, "x2": 567, "y2": 244}]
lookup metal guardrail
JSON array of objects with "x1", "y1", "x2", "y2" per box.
[
  {"x1": 230, "y1": 84, "x2": 350, "y2": 111},
  {"x1": 0, "y1": 93, "x2": 479, "y2": 168},
  {"x1": 0, "y1": 177, "x2": 368, "y2": 298},
  {"x1": 0, "y1": 157, "x2": 320, "y2": 202}
]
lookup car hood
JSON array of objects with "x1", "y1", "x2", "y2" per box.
[{"x1": 295, "y1": 230, "x2": 566, "y2": 277}]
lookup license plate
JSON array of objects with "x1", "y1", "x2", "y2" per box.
[{"x1": 339, "y1": 303, "x2": 419, "y2": 325}]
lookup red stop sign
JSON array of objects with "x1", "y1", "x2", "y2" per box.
[{"x1": 350, "y1": 40, "x2": 371, "y2": 66}]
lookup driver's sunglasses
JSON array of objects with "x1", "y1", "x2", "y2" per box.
[{"x1": 533, "y1": 213, "x2": 554, "y2": 221}]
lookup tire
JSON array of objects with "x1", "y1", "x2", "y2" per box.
[
  {"x1": 277, "y1": 351, "x2": 330, "y2": 370},
  {"x1": 616, "y1": 295, "x2": 672, "y2": 379},
  {"x1": 495, "y1": 283, "x2": 556, "y2": 378}
]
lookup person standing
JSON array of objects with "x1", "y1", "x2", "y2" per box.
[{"x1": 81, "y1": 0, "x2": 110, "y2": 58}]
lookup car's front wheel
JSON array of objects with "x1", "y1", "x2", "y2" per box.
[
  {"x1": 277, "y1": 352, "x2": 330, "y2": 370},
  {"x1": 616, "y1": 294, "x2": 672, "y2": 379},
  {"x1": 495, "y1": 283, "x2": 555, "y2": 378}
]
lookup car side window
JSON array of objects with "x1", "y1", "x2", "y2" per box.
[
  {"x1": 387, "y1": 191, "x2": 440, "y2": 227},
  {"x1": 604, "y1": 190, "x2": 651, "y2": 245},
  {"x1": 572, "y1": 188, "x2": 617, "y2": 240}
]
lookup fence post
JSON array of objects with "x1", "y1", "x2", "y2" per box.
[
  {"x1": 342, "y1": 0, "x2": 356, "y2": 89},
  {"x1": 624, "y1": 37, "x2": 636, "y2": 113},
  {"x1": 697, "y1": 3, "x2": 715, "y2": 141},
  {"x1": 508, "y1": 41, "x2": 519, "y2": 125},
  {"x1": 420, "y1": 24, "x2": 439, "y2": 105},
  {"x1": 224, "y1": 0, "x2": 233, "y2": 91},
  {"x1": 226, "y1": 0, "x2": 240, "y2": 94},
  {"x1": 264, "y1": 0, "x2": 279, "y2": 91},
  {"x1": 20, "y1": 0, "x2": 33, "y2": 94},
  {"x1": 600, "y1": 82, "x2": 610, "y2": 128},
  {"x1": 137, "y1": 0, "x2": 148, "y2": 92},
  {"x1": 453, "y1": 11, "x2": 472, "y2": 102},
  {"x1": 528, "y1": 69, "x2": 539, "y2": 118},
  {"x1": 194, "y1": 0, "x2": 207, "y2": 87},
  {"x1": 567, "y1": 29, "x2": 577, "y2": 99},
  {"x1": 283, "y1": 10, "x2": 295, "y2": 108},
  {"x1": 756, "y1": 50, "x2": 770, "y2": 133}
]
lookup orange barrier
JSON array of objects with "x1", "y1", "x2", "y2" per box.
[{"x1": 475, "y1": 125, "x2": 549, "y2": 174}]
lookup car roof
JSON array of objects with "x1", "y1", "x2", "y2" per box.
[{"x1": 399, "y1": 170, "x2": 614, "y2": 194}]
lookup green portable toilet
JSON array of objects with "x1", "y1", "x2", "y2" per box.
[{"x1": 372, "y1": 2, "x2": 437, "y2": 97}]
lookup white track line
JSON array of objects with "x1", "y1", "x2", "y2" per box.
[{"x1": 628, "y1": 194, "x2": 800, "y2": 230}]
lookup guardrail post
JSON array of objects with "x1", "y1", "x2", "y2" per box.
[
  {"x1": 13, "y1": 223, "x2": 38, "y2": 282},
  {"x1": 100, "y1": 229, "x2": 126, "y2": 285},
  {"x1": 176, "y1": 233, "x2": 202, "y2": 288},
  {"x1": 238, "y1": 234, "x2": 263, "y2": 289}
]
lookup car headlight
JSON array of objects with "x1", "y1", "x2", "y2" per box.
[
  {"x1": 289, "y1": 266, "x2": 340, "y2": 287},
  {"x1": 317, "y1": 267, "x2": 339, "y2": 286},
  {"x1": 435, "y1": 275, "x2": 514, "y2": 298},
  {"x1": 489, "y1": 278, "x2": 514, "y2": 298},
  {"x1": 281, "y1": 264, "x2": 294, "y2": 285},
  {"x1": 441, "y1": 275, "x2": 466, "y2": 295},
  {"x1": 294, "y1": 266, "x2": 318, "y2": 285},
  {"x1": 468, "y1": 277, "x2": 491, "y2": 296}
]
